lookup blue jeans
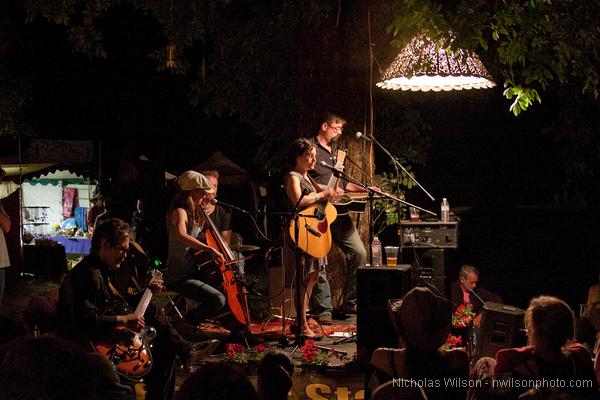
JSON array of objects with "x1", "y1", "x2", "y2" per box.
[
  {"x1": 168, "y1": 274, "x2": 226, "y2": 324},
  {"x1": 312, "y1": 214, "x2": 367, "y2": 314}
]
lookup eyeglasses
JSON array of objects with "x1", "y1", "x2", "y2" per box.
[{"x1": 327, "y1": 124, "x2": 344, "y2": 133}]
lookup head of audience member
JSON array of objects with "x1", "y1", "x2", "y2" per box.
[
  {"x1": 459, "y1": 264, "x2": 479, "y2": 293},
  {"x1": 388, "y1": 286, "x2": 453, "y2": 351},
  {"x1": 317, "y1": 111, "x2": 346, "y2": 144},
  {"x1": 525, "y1": 295, "x2": 575, "y2": 355},
  {"x1": 91, "y1": 194, "x2": 104, "y2": 208},
  {"x1": 257, "y1": 350, "x2": 294, "y2": 400},
  {"x1": 23, "y1": 295, "x2": 58, "y2": 335},
  {"x1": 176, "y1": 363, "x2": 258, "y2": 400},
  {"x1": 0, "y1": 166, "x2": 5, "y2": 181},
  {"x1": 0, "y1": 336, "x2": 120, "y2": 400},
  {"x1": 91, "y1": 218, "x2": 130, "y2": 270},
  {"x1": 288, "y1": 138, "x2": 316, "y2": 170}
]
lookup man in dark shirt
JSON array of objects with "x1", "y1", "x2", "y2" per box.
[
  {"x1": 200, "y1": 170, "x2": 233, "y2": 240},
  {"x1": 308, "y1": 111, "x2": 368, "y2": 323},
  {"x1": 199, "y1": 169, "x2": 248, "y2": 276},
  {"x1": 450, "y1": 264, "x2": 503, "y2": 325},
  {"x1": 57, "y1": 218, "x2": 219, "y2": 400}
]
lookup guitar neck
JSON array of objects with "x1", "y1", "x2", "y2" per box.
[
  {"x1": 134, "y1": 288, "x2": 153, "y2": 318},
  {"x1": 325, "y1": 149, "x2": 347, "y2": 189}
]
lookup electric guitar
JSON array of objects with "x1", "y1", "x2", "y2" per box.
[
  {"x1": 288, "y1": 151, "x2": 347, "y2": 258},
  {"x1": 92, "y1": 270, "x2": 162, "y2": 379}
]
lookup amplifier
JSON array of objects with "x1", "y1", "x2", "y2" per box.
[{"x1": 400, "y1": 220, "x2": 459, "y2": 249}]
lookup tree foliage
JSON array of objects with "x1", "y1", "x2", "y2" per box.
[
  {"x1": 387, "y1": 0, "x2": 600, "y2": 115},
  {"x1": 18, "y1": 0, "x2": 432, "y2": 177},
  {"x1": 1, "y1": 2, "x2": 34, "y2": 138}
]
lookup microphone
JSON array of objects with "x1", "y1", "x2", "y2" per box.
[
  {"x1": 469, "y1": 289, "x2": 486, "y2": 306},
  {"x1": 355, "y1": 131, "x2": 373, "y2": 142},
  {"x1": 209, "y1": 199, "x2": 250, "y2": 214},
  {"x1": 319, "y1": 161, "x2": 343, "y2": 173}
]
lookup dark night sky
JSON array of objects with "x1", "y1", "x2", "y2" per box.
[{"x1": 2, "y1": 3, "x2": 599, "y2": 310}]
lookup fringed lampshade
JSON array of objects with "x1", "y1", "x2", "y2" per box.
[{"x1": 377, "y1": 35, "x2": 496, "y2": 92}]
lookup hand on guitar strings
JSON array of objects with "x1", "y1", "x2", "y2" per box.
[
  {"x1": 321, "y1": 187, "x2": 336, "y2": 202},
  {"x1": 118, "y1": 313, "x2": 145, "y2": 331}
]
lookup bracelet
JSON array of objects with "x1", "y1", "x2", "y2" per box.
[{"x1": 312, "y1": 193, "x2": 318, "y2": 202}]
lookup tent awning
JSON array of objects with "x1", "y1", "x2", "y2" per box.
[
  {"x1": 1, "y1": 163, "x2": 59, "y2": 177},
  {"x1": 193, "y1": 150, "x2": 247, "y2": 184}
]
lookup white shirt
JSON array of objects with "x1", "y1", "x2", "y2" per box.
[{"x1": 0, "y1": 201, "x2": 10, "y2": 268}]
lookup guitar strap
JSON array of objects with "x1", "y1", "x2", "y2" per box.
[
  {"x1": 108, "y1": 279, "x2": 127, "y2": 302},
  {"x1": 307, "y1": 175, "x2": 323, "y2": 195}
]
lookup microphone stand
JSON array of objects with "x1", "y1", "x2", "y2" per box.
[
  {"x1": 278, "y1": 189, "x2": 308, "y2": 348},
  {"x1": 469, "y1": 289, "x2": 486, "y2": 307},
  {"x1": 468, "y1": 289, "x2": 485, "y2": 361},
  {"x1": 327, "y1": 166, "x2": 436, "y2": 264},
  {"x1": 364, "y1": 134, "x2": 436, "y2": 249},
  {"x1": 214, "y1": 200, "x2": 271, "y2": 243},
  {"x1": 367, "y1": 134, "x2": 436, "y2": 202},
  {"x1": 278, "y1": 190, "x2": 336, "y2": 358}
]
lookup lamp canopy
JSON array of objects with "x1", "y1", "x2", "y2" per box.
[{"x1": 377, "y1": 35, "x2": 496, "y2": 92}]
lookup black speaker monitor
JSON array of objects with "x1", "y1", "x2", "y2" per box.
[
  {"x1": 477, "y1": 302, "x2": 525, "y2": 359},
  {"x1": 357, "y1": 265, "x2": 412, "y2": 362}
]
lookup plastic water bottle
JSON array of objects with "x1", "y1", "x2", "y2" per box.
[
  {"x1": 441, "y1": 198, "x2": 450, "y2": 222},
  {"x1": 371, "y1": 236, "x2": 382, "y2": 267}
]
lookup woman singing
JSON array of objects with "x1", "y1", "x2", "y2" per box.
[
  {"x1": 284, "y1": 138, "x2": 335, "y2": 338},
  {"x1": 165, "y1": 170, "x2": 226, "y2": 325}
]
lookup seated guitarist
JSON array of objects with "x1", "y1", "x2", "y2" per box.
[
  {"x1": 57, "y1": 218, "x2": 219, "y2": 400},
  {"x1": 284, "y1": 138, "x2": 335, "y2": 338},
  {"x1": 308, "y1": 111, "x2": 368, "y2": 323}
]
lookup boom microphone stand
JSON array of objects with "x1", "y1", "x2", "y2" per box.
[
  {"x1": 359, "y1": 133, "x2": 435, "y2": 202},
  {"x1": 319, "y1": 162, "x2": 436, "y2": 263}
]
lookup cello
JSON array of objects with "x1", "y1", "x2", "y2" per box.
[{"x1": 196, "y1": 205, "x2": 252, "y2": 328}]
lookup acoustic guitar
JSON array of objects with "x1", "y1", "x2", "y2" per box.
[
  {"x1": 92, "y1": 270, "x2": 162, "y2": 379},
  {"x1": 288, "y1": 150, "x2": 348, "y2": 258}
]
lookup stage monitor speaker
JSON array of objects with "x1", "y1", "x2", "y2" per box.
[
  {"x1": 476, "y1": 302, "x2": 525, "y2": 359},
  {"x1": 357, "y1": 265, "x2": 412, "y2": 362},
  {"x1": 401, "y1": 248, "x2": 446, "y2": 297}
]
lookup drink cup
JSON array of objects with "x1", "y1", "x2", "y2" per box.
[
  {"x1": 409, "y1": 207, "x2": 419, "y2": 222},
  {"x1": 384, "y1": 246, "x2": 399, "y2": 267}
]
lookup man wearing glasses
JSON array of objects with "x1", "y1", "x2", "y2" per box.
[
  {"x1": 57, "y1": 218, "x2": 219, "y2": 399},
  {"x1": 308, "y1": 112, "x2": 368, "y2": 325}
]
